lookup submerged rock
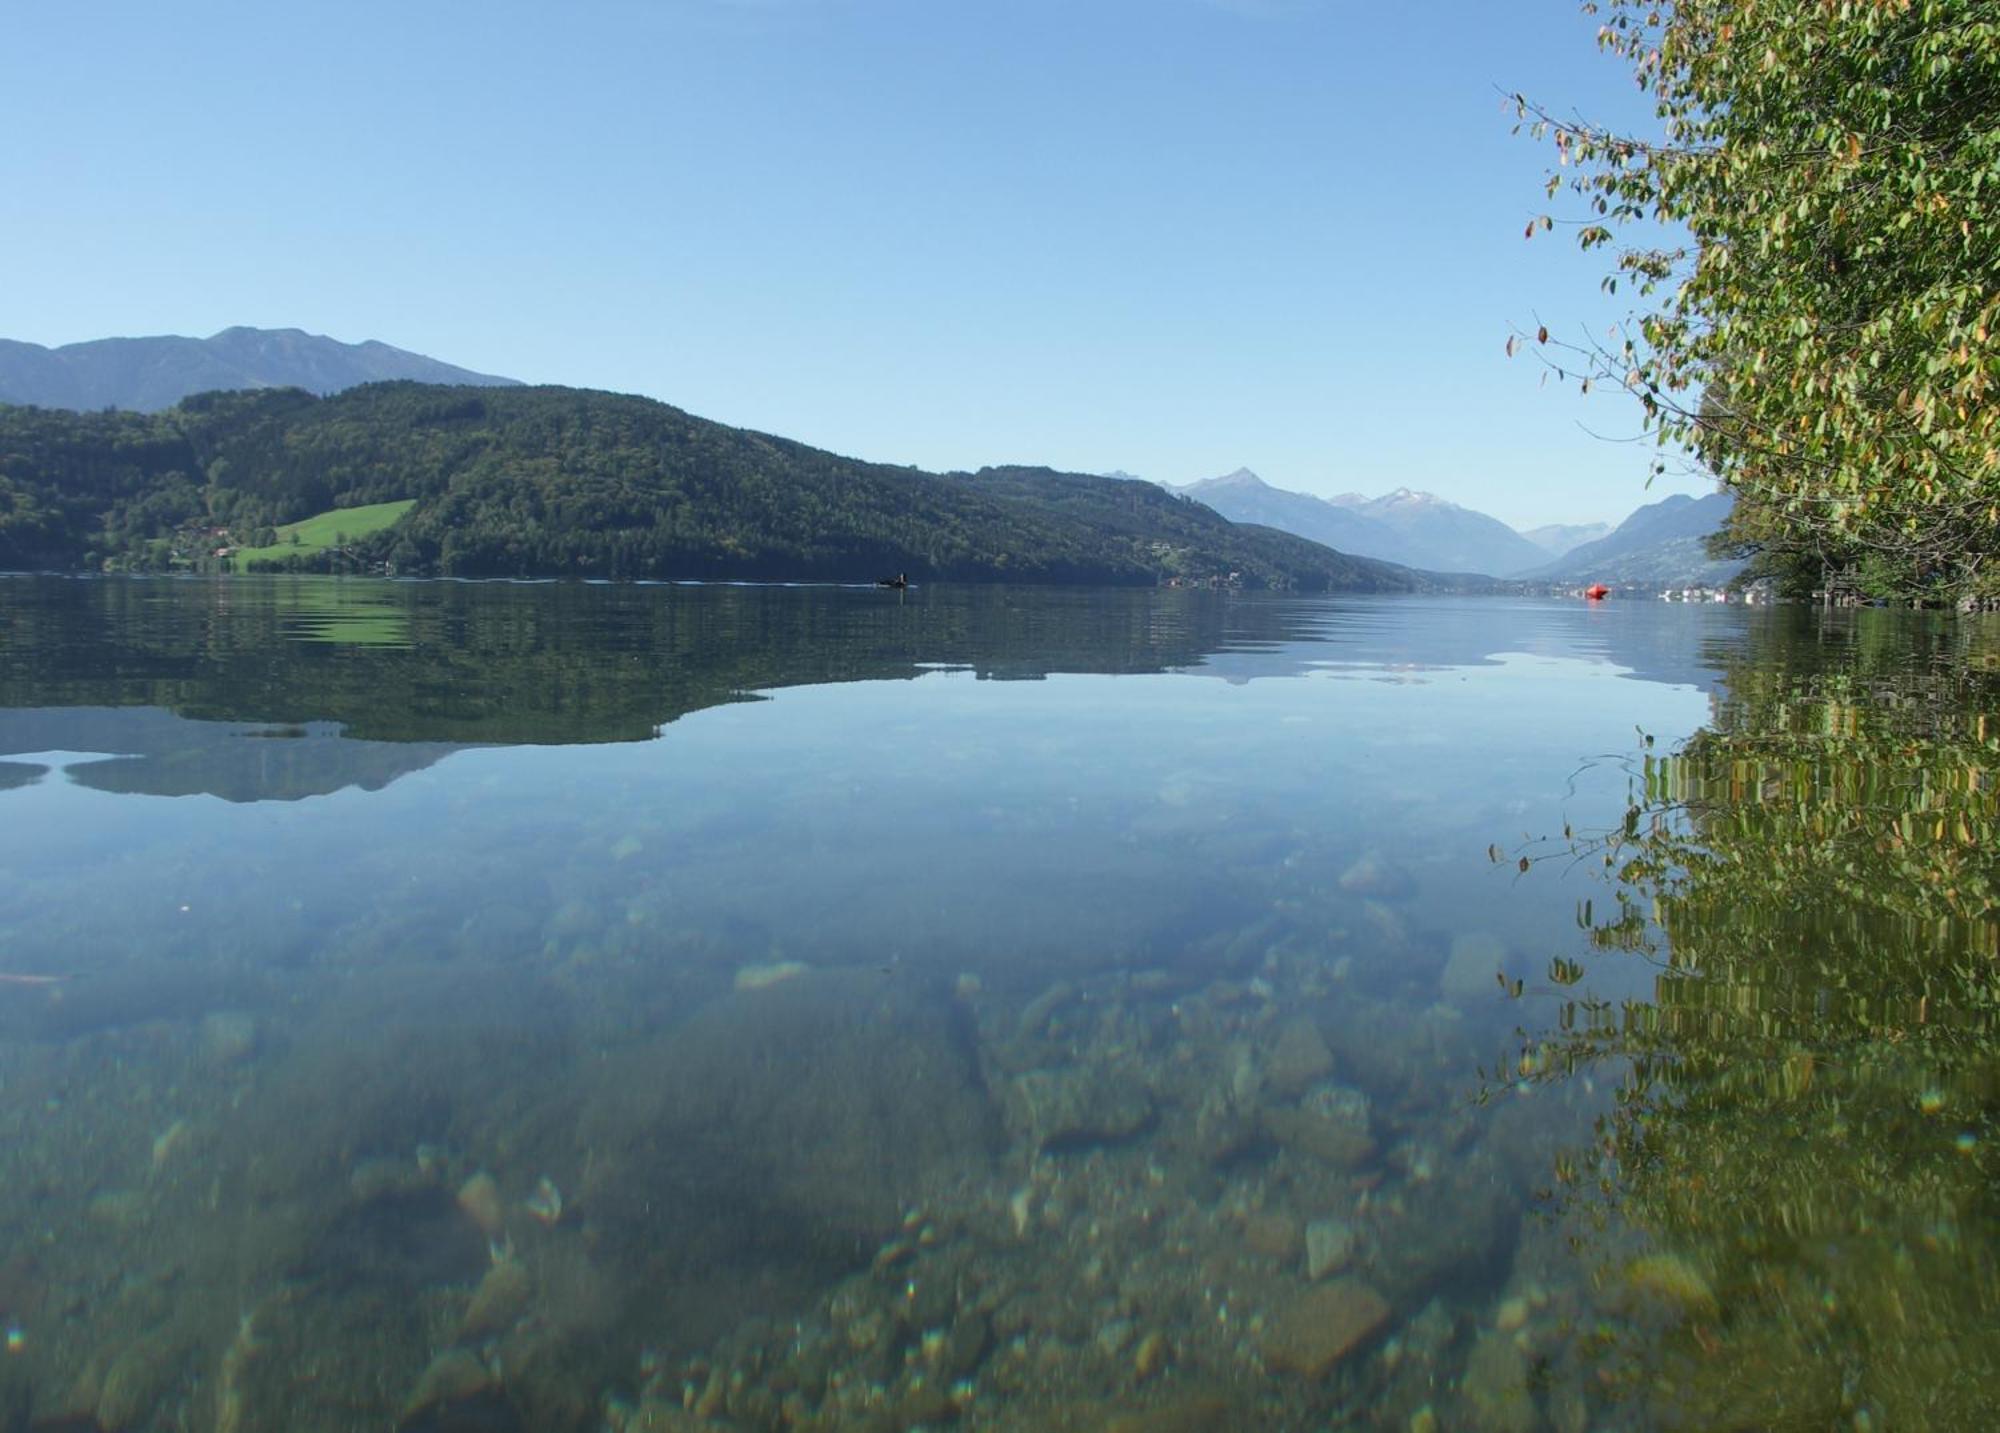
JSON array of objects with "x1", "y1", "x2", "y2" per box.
[
  {"x1": 1261, "y1": 1278, "x2": 1391, "y2": 1379},
  {"x1": 395, "y1": 1388, "x2": 524, "y2": 1433},
  {"x1": 455, "y1": 1172, "x2": 506, "y2": 1240},
  {"x1": 1017, "y1": 979, "x2": 1079, "y2": 1040},
  {"x1": 1305, "y1": 1216, "x2": 1357, "y2": 1280},
  {"x1": 1263, "y1": 1019, "x2": 1334, "y2": 1099},
  {"x1": 403, "y1": 1350, "x2": 494, "y2": 1417},
  {"x1": 1262, "y1": 1082, "x2": 1375, "y2": 1169},
  {"x1": 459, "y1": 1259, "x2": 533, "y2": 1340},
  {"x1": 577, "y1": 968, "x2": 1000, "y2": 1263},
  {"x1": 1368, "y1": 1156, "x2": 1521, "y2": 1306},
  {"x1": 1005, "y1": 1064, "x2": 1154, "y2": 1150},
  {"x1": 1459, "y1": 1328, "x2": 1537, "y2": 1433}
]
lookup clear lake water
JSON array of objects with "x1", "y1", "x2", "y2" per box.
[{"x1": 0, "y1": 574, "x2": 1994, "y2": 1431}]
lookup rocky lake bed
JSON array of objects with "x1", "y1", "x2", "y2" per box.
[{"x1": 0, "y1": 885, "x2": 1694, "y2": 1433}]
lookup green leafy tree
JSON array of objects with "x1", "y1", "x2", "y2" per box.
[{"x1": 1519, "y1": 1, "x2": 2000, "y2": 601}]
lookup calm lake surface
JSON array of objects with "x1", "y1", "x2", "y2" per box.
[{"x1": 0, "y1": 574, "x2": 1994, "y2": 1431}]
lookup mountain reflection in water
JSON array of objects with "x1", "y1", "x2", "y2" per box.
[
  {"x1": 3, "y1": 575, "x2": 1735, "y2": 802},
  {"x1": 0, "y1": 574, "x2": 1992, "y2": 1430}
]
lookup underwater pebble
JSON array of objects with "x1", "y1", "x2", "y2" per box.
[
  {"x1": 456, "y1": 1171, "x2": 506, "y2": 1238},
  {"x1": 1305, "y1": 1217, "x2": 1356, "y2": 1280},
  {"x1": 525, "y1": 1175, "x2": 563, "y2": 1225},
  {"x1": 1132, "y1": 1329, "x2": 1169, "y2": 1380},
  {"x1": 733, "y1": 960, "x2": 809, "y2": 991},
  {"x1": 1624, "y1": 1252, "x2": 1716, "y2": 1312},
  {"x1": 1008, "y1": 1187, "x2": 1033, "y2": 1238}
]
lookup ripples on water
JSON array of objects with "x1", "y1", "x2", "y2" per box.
[{"x1": 0, "y1": 575, "x2": 1992, "y2": 1430}]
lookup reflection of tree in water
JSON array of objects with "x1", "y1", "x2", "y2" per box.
[{"x1": 1514, "y1": 610, "x2": 2000, "y2": 1427}]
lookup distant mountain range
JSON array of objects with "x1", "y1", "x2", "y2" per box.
[
  {"x1": 1520, "y1": 521, "x2": 1612, "y2": 558},
  {"x1": 1325, "y1": 486, "x2": 1551, "y2": 576},
  {"x1": 1168, "y1": 469, "x2": 1400, "y2": 562},
  {"x1": 0, "y1": 327, "x2": 520, "y2": 412},
  {"x1": 1161, "y1": 468, "x2": 1736, "y2": 586},
  {"x1": 1521, "y1": 491, "x2": 1742, "y2": 587},
  {"x1": 1170, "y1": 469, "x2": 1553, "y2": 576}
]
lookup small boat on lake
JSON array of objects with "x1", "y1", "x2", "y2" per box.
[
  {"x1": 1585, "y1": 583, "x2": 1611, "y2": 601},
  {"x1": 876, "y1": 573, "x2": 909, "y2": 589}
]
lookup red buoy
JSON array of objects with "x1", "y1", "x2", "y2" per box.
[{"x1": 1585, "y1": 583, "x2": 1610, "y2": 601}]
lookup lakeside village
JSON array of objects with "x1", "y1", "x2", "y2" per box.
[{"x1": 1557, "y1": 581, "x2": 2000, "y2": 611}]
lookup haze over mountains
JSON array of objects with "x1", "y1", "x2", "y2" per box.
[
  {"x1": 1325, "y1": 486, "x2": 1552, "y2": 576},
  {"x1": 1520, "y1": 492, "x2": 1743, "y2": 587},
  {"x1": 1167, "y1": 468, "x2": 1739, "y2": 586},
  {"x1": 1520, "y1": 521, "x2": 1613, "y2": 557},
  {"x1": 0, "y1": 327, "x2": 520, "y2": 413},
  {"x1": 1172, "y1": 469, "x2": 1589, "y2": 577}
]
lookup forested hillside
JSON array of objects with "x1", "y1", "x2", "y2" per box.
[{"x1": 0, "y1": 383, "x2": 1422, "y2": 589}]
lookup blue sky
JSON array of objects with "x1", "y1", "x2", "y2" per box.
[{"x1": 2, "y1": 0, "x2": 1701, "y2": 529}]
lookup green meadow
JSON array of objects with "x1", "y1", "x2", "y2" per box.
[{"x1": 230, "y1": 499, "x2": 415, "y2": 566}]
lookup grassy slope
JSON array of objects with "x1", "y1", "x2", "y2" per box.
[{"x1": 230, "y1": 499, "x2": 415, "y2": 566}]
